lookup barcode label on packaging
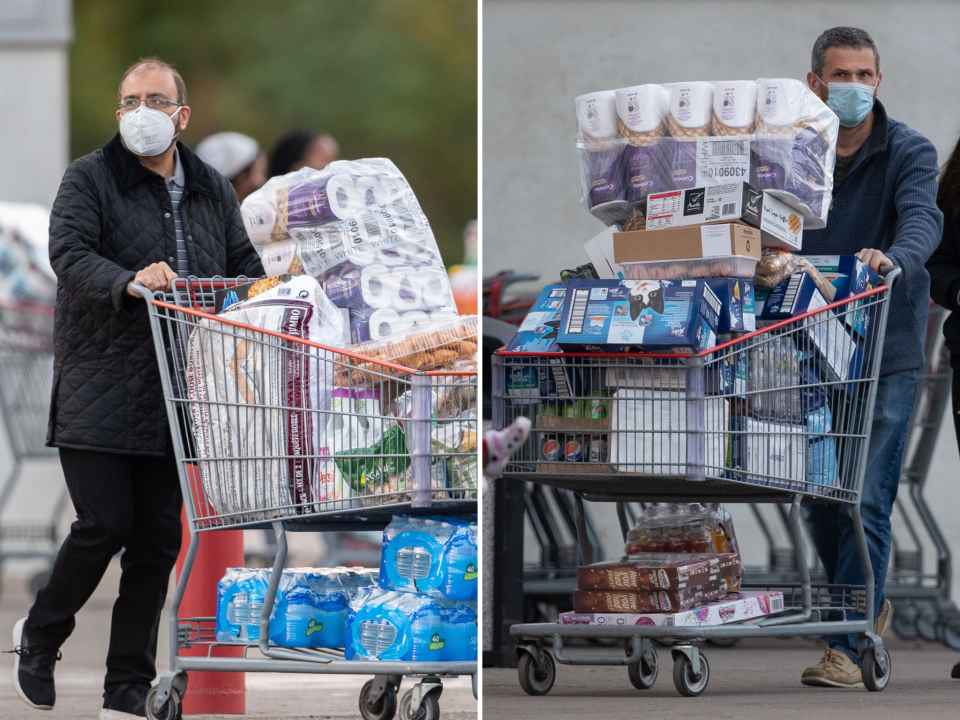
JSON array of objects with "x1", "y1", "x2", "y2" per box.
[
  {"x1": 697, "y1": 137, "x2": 751, "y2": 185},
  {"x1": 770, "y1": 594, "x2": 784, "y2": 613},
  {"x1": 278, "y1": 287, "x2": 292, "y2": 296},
  {"x1": 781, "y1": 274, "x2": 803, "y2": 314},
  {"x1": 566, "y1": 288, "x2": 590, "y2": 334},
  {"x1": 721, "y1": 203, "x2": 736, "y2": 215}
]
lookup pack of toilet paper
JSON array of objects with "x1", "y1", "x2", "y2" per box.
[
  {"x1": 576, "y1": 79, "x2": 838, "y2": 230},
  {"x1": 240, "y1": 159, "x2": 459, "y2": 346},
  {"x1": 187, "y1": 275, "x2": 344, "y2": 523}
]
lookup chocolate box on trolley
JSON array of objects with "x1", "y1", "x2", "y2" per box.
[{"x1": 577, "y1": 552, "x2": 743, "y2": 590}]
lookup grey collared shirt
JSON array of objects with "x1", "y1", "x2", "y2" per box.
[{"x1": 166, "y1": 148, "x2": 188, "y2": 274}]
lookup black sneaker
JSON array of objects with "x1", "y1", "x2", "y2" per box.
[
  {"x1": 952, "y1": 661, "x2": 960, "y2": 679},
  {"x1": 100, "y1": 682, "x2": 150, "y2": 719},
  {"x1": 11, "y1": 616, "x2": 59, "y2": 710}
]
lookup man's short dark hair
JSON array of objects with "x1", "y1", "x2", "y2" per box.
[
  {"x1": 118, "y1": 57, "x2": 188, "y2": 106},
  {"x1": 812, "y1": 27, "x2": 880, "y2": 78}
]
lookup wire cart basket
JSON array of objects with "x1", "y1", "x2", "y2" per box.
[
  {"x1": 0, "y1": 299, "x2": 68, "y2": 594},
  {"x1": 492, "y1": 268, "x2": 899, "y2": 697},
  {"x1": 134, "y1": 279, "x2": 478, "y2": 720}
]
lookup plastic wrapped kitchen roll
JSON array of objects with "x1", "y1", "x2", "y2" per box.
[
  {"x1": 616, "y1": 85, "x2": 671, "y2": 203},
  {"x1": 187, "y1": 275, "x2": 344, "y2": 521},
  {"x1": 712, "y1": 81, "x2": 758, "y2": 136},
  {"x1": 665, "y1": 82, "x2": 714, "y2": 191},
  {"x1": 752, "y1": 78, "x2": 839, "y2": 228},
  {"x1": 575, "y1": 91, "x2": 628, "y2": 222}
]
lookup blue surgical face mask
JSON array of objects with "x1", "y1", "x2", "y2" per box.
[{"x1": 817, "y1": 76, "x2": 876, "y2": 127}]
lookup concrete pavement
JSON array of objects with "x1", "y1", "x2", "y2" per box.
[
  {"x1": 0, "y1": 561, "x2": 477, "y2": 719},
  {"x1": 483, "y1": 637, "x2": 960, "y2": 719}
]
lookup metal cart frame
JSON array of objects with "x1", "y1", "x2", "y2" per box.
[
  {"x1": 493, "y1": 270, "x2": 899, "y2": 696},
  {"x1": 0, "y1": 300, "x2": 68, "y2": 594},
  {"x1": 134, "y1": 279, "x2": 478, "y2": 720}
]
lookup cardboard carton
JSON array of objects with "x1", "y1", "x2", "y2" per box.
[
  {"x1": 504, "y1": 285, "x2": 567, "y2": 352},
  {"x1": 577, "y1": 553, "x2": 742, "y2": 591}
]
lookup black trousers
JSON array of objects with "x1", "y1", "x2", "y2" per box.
[{"x1": 26, "y1": 447, "x2": 183, "y2": 692}]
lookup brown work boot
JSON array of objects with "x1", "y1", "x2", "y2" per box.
[
  {"x1": 801, "y1": 648, "x2": 864, "y2": 688},
  {"x1": 875, "y1": 599, "x2": 893, "y2": 638}
]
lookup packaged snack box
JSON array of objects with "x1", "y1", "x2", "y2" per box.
[
  {"x1": 802, "y1": 255, "x2": 878, "y2": 338},
  {"x1": 557, "y1": 279, "x2": 721, "y2": 353},
  {"x1": 505, "y1": 285, "x2": 567, "y2": 352},
  {"x1": 614, "y1": 223, "x2": 760, "y2": 281},
  {"x1": 705, "y1": 278, "x2": 755, "y2": 333},
  {"x1": 577, "y1": 553, "x2": 742, "y2": 591},
  {"x1": 573, "y1": 580, "x2": 728, "y2": 613}
]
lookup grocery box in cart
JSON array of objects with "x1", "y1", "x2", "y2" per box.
[{"x1": 504, "y1": 285, "x2": 567, "y2": 352}]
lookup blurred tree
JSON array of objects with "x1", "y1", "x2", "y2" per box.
[{"x1": 70, "y1": 0, "x2": 477, "y2": 265}]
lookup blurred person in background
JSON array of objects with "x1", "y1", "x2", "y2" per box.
[
  {"x1": 926, "y1": 127, "x2": 960, "y2": 680},
  {"x1": 9, "y1": 57, "x2": 263, "y2": 718},
  {"x1": 268, "y1": 129, "x2": 340, "y2": 177},
  {"x1": 194, "y1": 131, "x2": 267, "y2": 203}
]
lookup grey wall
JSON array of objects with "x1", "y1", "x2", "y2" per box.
[
  {"x1": 483, "y1": 0, "x2": 960, "y2": 284},
  {"x1": 486, "y1": 0, "x2": 960, "y2": 599}
]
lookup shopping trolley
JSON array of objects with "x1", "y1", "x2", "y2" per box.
[
  {"x1": 886, "y1": 301, "x2": 957, "y2": 644},
  {"x1": 493, "y1": 269, "x2": 898, "y2": 697},
  {"x1": 0, "y1": 299, "x2": 68, "y2": 595},
  {"x1": 133, "y1": 279, "x2": 478, "y2": 720}
]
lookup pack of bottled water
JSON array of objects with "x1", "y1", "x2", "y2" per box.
[
  {"x1": 379, "y1": 515, "x2": 478, "y2": 601},
  {"x1": 216, "y1": 568, "x2": 270, "y2": 643}
]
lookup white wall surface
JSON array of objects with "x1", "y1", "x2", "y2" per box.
[
  {"x1": 489, "y1": 1, "x2": 960, "y2": 599},
  {"x1": 0, "y1": 48, "x2": 70, "y2": 206}
]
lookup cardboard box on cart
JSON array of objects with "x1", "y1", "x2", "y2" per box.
[{"x1": 536, "y1": 415, "x2": 611, "y2": 474}]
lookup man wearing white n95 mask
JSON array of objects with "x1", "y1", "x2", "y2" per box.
[
  {"x1": 799, "y1": 28, "x2": 942, "y2": 689},
  {"x1": 9, "y1": 57, "x2": 262, "y2": 718}
]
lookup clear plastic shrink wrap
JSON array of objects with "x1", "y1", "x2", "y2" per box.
[
  {"x1": 576, "y1": 79, "x2": 838, "y2": 229},
  {"x1": 754, "y1": 249, "x2": 836, "y2": 301},
  {"x1": 187, "y1": 275, "x2": 344, "y2": 520},
  {"x1": 241, "y1": 159, "x2": 460, "y2": 345}
]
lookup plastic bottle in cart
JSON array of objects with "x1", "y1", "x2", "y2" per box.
[
  {"x1": 666, "y1": 525, "x2": 691, "y2": 553},
  {"x1": 684, "y1": 523, "x2": 712, "y2": 554},
  {"x1": 642, "y1": 526, "x2": 668, "y2": 554},
  {"x1": 441, "y1": 524, "x2": 478, "y2": 601},
  {"x1": 624, "y1": 528, "x2": 643, "y2": 555},
  {"x1": 354, "y1": 389, "x2": 382, "y2": 441},
  {"x1": 326, "y1": 388, "x2": 355, "y2": 456},
  {"x1": 379, "y1": 517, "x2": 412, "y2": 587}
]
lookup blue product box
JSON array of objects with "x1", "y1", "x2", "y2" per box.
[
  {"x1": 759, "y1": 273, "x2": 826, "y2": 319},
  {"x1": 705, "y1": 278, "x2": 755, "y2": 333},
  {"x1": 754, "y1": 286, "x2": 770, "y2": 316},
  {"x1": 557, "y1": 279, "x2": 721, "y2": 353},
  {"x1": 504, "y1": 359, "x2": 592, "y2": 405},
  {"x1": 706, "y1": 348, "x2": 747, "y2": 396},
  {"x1": 504, "y1": 285, "x2": 567, "y2": 352},
  {"x1": 803, "y1": 255, "x2": 879, "y2": 338}
]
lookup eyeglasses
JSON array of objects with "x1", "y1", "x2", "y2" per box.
[{"x1": 119, "y1": 97, "x2": 182, "y2": 112}]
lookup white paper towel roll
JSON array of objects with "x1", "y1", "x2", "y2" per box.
[
  {"x1": 712, "y1": 81, "x2": 757, "y2": 131},
  {"x1": 327, "y1": 174, "x2": 362, "y2": 219},
  {"x1": 368, "y1": 308, "x2": 410, "y2": 341},
  {"x1": 669, "y1": 82, "x2": 714, "y2": 130},
  {"x1": 259, "y1": 239, "x2": 299, "y2": 276},
  {"x1": 428, "y1": 310, "x2": 459, "y2": 325},
  {"x1": 403, "y1": 311, "x2": 430, "y2": 331},
  {"x1": 615, "y1": 85, "x2": 667, "y2": 134},
  {"x1": 419, "y1": 269, "x2": 451, "y2": 307},
  {"x1": 241, "y1": 194, "x2": 279, "y2": 245},
  {"x1": 355, "y1": 176, "x2": 386, "y2": 207},
  {"x1": 375, "y1": 246, "x2": 408, "y2": 266},
  {"x1": 359, "y1": 264, "x2": 395, "y2": 309},
  {"x1": 390, "y1": 267, "x2": 423, "y2": 310},
  {"x1": 575, "y1": 90, "x2": 619, "y2": 141},
  {"x1": 756, "y1": 78, "x2": 803, "y2": 130}
]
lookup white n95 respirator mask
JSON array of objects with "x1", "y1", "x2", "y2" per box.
[{"x1": 119, "y1": 106, "x2": 180, "y2": 157}]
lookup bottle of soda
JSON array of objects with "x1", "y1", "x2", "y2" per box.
[
  {"x1": 666, "y1": 525, "x2": 690, "y2": 553},
  {"x1": 643, "y1": 526, "x2": 667, "y2": 553},
  {"x1": 684, "y1": 523, "x2": 712, "y2": 554}
]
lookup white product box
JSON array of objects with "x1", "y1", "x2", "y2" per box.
[{"x1": 583, "y1": 226, "x2": 625, "y2": 280}]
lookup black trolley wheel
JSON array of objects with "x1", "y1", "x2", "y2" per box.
[
  {"x1": 672, "y1": 653, "x2": 710, "y2": 697},
  {"x1": 144, "y1": 686, "x2": 182, "y2": 720},
  {"x1": 517, "y1": 650, "x2": 555, "y2": 696},
  {"x1": 359, "y1": 679, "x2": 398, "y2": 720},
  {"x1": 861, "y1": 646, "x2": 891, "y2": 692},
  {"x1": 628, "y1": 647, "x2": 658, "y2": 689},
  {"x1": 398, "y1": 688, "x2": 440, "y2": 720}
]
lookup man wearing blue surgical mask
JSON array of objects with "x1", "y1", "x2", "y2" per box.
[
  {"x1": 8, "y1": 57, "x2": 263, "y2": 718},
  {"x1": 799, "y1": 28, "x2": 943, "y2": 688}
]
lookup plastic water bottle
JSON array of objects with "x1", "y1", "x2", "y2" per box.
[
  {"x1": 436, "y1": 601, "x2": 478, "y2": 661},
  {"x1": 441, "y1": 525, "x2": 478, "y2": 601},
  {"x1": 395, "y1": 545, "x2": 434, "y2": 581},
  {"x1": 359, "y1": 620, "x2": 398, "y2": 657}
]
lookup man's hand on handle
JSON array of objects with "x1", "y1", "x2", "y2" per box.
[
  {"x1": 856, "y1": 248, "x2": 894, "y2": 274},
  {"x1": 126, "y1": 262, "x2": 178, "y2": 296}
]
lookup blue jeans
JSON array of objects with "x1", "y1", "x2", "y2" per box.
[{"x1": 805, "y1": 368, "x2": 919, "y2": 664}]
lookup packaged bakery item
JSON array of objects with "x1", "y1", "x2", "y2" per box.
[
  {"x1": 754, "y1": 249, "x2": 836, "y2": 301},
  {"x1": 240, "y1": 159, "x2": 459, "y2": 344},
  {"x1": 577, "y1": 553, "x2": 742, "y2": 591},
  {"x1": 187, "y1": 275, "x2": 344, "y2": 520},
  {"x1": 573, "y1": 580, "x2": 728, "y2": 613}
]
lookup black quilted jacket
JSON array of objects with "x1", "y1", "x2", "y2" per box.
[{"x1": 46, "y1": 133, "x2": 264, "y2": 456}]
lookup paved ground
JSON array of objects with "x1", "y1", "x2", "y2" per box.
[
  {"x1": 483, "y1": 637, "x2": 960, "y2": 719},
  {"x1": 0, "y1": 562, "x2": 477, "y2": 719}
]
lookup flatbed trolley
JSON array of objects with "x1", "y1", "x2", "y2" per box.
[
  {"x1": 135, "y1": 279, "x2": 478, "y2": 720},
  {"x1": 492, "y1": 269, "x2": 899, "y2": 696},
  {"x1": 885, "y1": 301, "x2": 957, "y2": 645},
  {"x1": 0, "y1": 300, "x2": 68, "y2": 594}
]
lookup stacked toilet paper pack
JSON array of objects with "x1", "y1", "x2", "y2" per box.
[
  {"x1": 241, "y1": 159, "x2": 460, "y2": 346},
  {"x1": 576, "y1": 78, "x2": 838, "y2": 230}
]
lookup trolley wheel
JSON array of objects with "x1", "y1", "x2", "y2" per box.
[
  {"x1": 359, "y1": 679, "x2": 398, "y2": 720},
  {"x1": 672, "y1": 652, "x2": 709, "y2": 697},
  {"x1": 628, "y1": 650, "x2": 658, "y2": 690},
  {"x1": 706, "y1": 637, "x2": 740, "y2": 648},
  {"x1": 916, "y1": 602, "x2": 939, "y2": 642},
  {"x1": 860, "y1": 646, "x2": 891, "y2": 692},
  {"x1": 517, "y1": 650, "x2": 555, "y2": 696},
  {"x1": 398, "y1": 688, "x2": 440, "y2": 720},
  {"x1": 145, "y1": 686, "x2": 182, "y2": 720},
  {"x1": 29, "y1": 570, "x2": 51, "y2": 597},
  {"x1": 892, "y1": 603, "x2": 919, "y2": 640},
  {"x1": 942, "y1": 622, "x2": 960, "y2": 651}
]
